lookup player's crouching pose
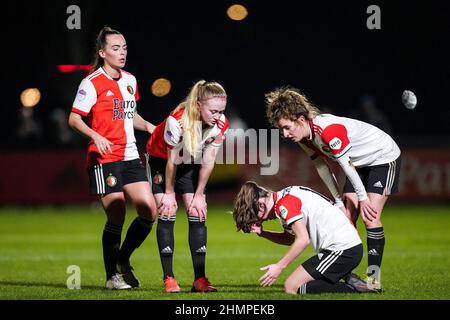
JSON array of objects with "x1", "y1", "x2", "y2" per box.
[
  {"x1": 145, "y1": 80, "x2": 228, "y2": 293},
  {"x1": 233, "y1": 182, "x2": 380, "y2": 294},
  {"x1": 265, "y1": 87, "x2": 402, "y2": 290}
]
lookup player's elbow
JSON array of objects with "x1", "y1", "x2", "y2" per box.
[{"x1": 68, "y1": 112, "x2": 79, "y2": 129}]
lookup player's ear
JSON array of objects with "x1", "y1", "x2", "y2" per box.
[
  {"x1": 99, "y1": 49, "x2": 106, "y2": 59},
  {"x1": 297, "y1": 115, "x2": 307, "y2": 124}
]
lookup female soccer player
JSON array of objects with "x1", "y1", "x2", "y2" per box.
[
  {"x1": 68, "y1": 27, "x2": 158, "y2": 290},
  {"x1": 265, "y1": 87, "x2": 401, "y2": 290},
  {"x1": 233, "y1": 181, "x2": 379, "y2": 294},
  {"x1": 145, "y1": 80, "x2": 229, "y2": 293}
]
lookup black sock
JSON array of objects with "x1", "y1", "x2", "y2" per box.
[
  {"x1": 188, "y1": 216, "x2": 207, "y2": 280},
  {"x1": 157, "y1": 217, "x2": 176, "y2": 279},
  {"x1": 366, "y1": 227, "x2": 385, "y2": 277},
  {"x1": 298, "y1": 280, "x2": 356, "y2": 294},
  {"x1": 118, "y1": 217, "x2": 154, "y2": 265},
  {"x1": 102, "y1": 222, "x2": 122, "y2": 280}
]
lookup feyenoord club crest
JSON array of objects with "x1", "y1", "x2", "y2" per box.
[
  {"x1": 153, "y1": 173, "x2": 164, "y2": 185},
  {"x1": 127, "y1": 85, "x2": 134, "y2": 95},
  {"x1": 106, "y1": 174, "x2": 117, "y2": 187}
]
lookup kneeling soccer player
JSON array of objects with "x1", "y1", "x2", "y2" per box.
[{"x1": 233, "y1": 181, "x2": 380, "y2": 294}]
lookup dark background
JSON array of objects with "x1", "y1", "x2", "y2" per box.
[{"x1": 3, "y1": 0, "x2": 450, "y2": 152}]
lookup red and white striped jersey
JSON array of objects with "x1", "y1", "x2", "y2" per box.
[
  {"x1": 274, "y1": 186, "x2": 361, "y2": 252},
  {"x1": 71, "y1": 67, "x2": 140, "y2": 167},
  {"x1": 300, "y1": 114, "x2": 400, "y2": 167},
  {"x1": 146, "y1": 107, "x2": 229, "y2": 159}
]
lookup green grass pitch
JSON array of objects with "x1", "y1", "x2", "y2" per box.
[{"x1": 0, "y1": 204, "x2": 449, "y2": 300}]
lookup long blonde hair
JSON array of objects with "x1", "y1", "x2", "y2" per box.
[
  {"x1": 265, "y1": 87, "x2": 321, "y2": 127},
  {"x1": 175, "y1": 80, "x2": 227, "y2": 157}
]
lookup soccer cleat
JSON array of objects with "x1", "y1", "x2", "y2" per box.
[
  {"x1": 191, "y1": 276, "x2": 218, "y2": 293},
  {"x1": 366, "y1": 275, "x2": 384, "y2": 292},
  {"x1": 344, "y1": 273, "x2": 381, "y2": 293},
  {"x1": 164, "y1": 276, "x2": 181, "y2": 293},
  {"x1": 105, "y1": 273, "x2": 132, "y2": 290},
  {"x1": 117, "y1": 263, "x2": 140, "y2": 288}
]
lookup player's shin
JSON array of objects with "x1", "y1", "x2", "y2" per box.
[
  {"x1": 157, "y1": 216, "x2": 176, "y2": 279},
  {"x1": 188, "y1": 215, "x2": 207, "y2": 280}
]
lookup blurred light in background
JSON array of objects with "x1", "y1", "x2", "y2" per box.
[
  {"x1": 20, "y1": 88, "x2": 41, "y2": 108},
  {"x1": 151, "y1": 78, "x2": 171, "y2": 97},
  {"x1": 227, "y1": 4, "x2": 248, "y2": 21},
  {"x1": 57, "y1": 65, "x2": 92, "y2": 73}
]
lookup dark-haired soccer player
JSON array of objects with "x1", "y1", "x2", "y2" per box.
[{"x1": 233, "y1": 181, "x2": 380, "y2": 294}]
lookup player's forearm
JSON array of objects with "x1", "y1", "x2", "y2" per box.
[
  {"x1": 133, "y1": 113, "x2": 155, "y2": 133},
  {"x1": 277, "y1": 236, "x2": 310, "y2": 270},
  {"x1": 68, "y1": 112, "x2": 97, "y2": 140},
  {"x1": 258, "y1": 230, "x2": 295, "y2": 246},
  {"x1": 195, "y1": 162, "x2": 214, "y2": 196},
  {"x1": 165, "y1": 156, "x2": 177, "y2": 193},
  {"x1": 336, "y1": 155, "x2": 368, "y2": 201},
  {"x1": 313, "y1": 157, "x2": 343, "y2": 206}
]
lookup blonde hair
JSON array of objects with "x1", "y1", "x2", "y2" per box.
[
  {"x1": 265, "y1": 87, "x2": 321, "y2": 128},
  {"x1": 175, "y1": 80, "x2": 227, "y2": 157}
]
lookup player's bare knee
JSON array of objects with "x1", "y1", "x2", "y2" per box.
[{"x1": 284, "y1": 279, "x2": 300, "y2": 294}]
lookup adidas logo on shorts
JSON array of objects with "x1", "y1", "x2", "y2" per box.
[{"x1": 373, "y1": 181, "x2": 384, "y2": 188}]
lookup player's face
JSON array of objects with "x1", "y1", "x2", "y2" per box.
[
  {"x1": 277, "y1": 117, "x2": 309, "y2": 142},
  {"x1": 257, "y1": 197, "x2": 269, "y2": 220},
  {"x1": 198, "y1": 97, "x2": 227, "y2": 127},
  {"x1": 100, "y1": 34, "x2": 127, "y2": 69}
]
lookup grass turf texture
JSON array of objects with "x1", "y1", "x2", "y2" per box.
[{"x1": 0, "y1": 204, "x2": 449, "y2": 300}]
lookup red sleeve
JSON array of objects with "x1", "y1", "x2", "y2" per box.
[
  {"x1": 320, "y1": 124, "x2": 350, "y2": 157},
  {"x1": 135, "y1": 83, "x2": 140, "y2": 102},
  {"x1": 212, "y1": 116, "x2": 229, "y2": 146},
  {"x1": 276, "y1": 195, "x2": 303, "y2": 226},
  {"x1": 71, "y1": 107, "x2": 89, "y2": 117}
]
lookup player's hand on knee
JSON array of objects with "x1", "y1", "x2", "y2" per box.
[
  {"x1": 188, "y1": 194, "x2": 207, "y2": 221},
  {"x1": 360, "y1": 199, "x2": 378, "y2": 223},
  {"x1": 159, "y1": 192, "x2": 177, "y2": 217}
]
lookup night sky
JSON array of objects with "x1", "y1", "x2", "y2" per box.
[{"x1": 4, "y1": 0, "x2": 450, "y2": 150}]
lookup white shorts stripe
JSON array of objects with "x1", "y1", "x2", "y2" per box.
[
  {"x1": 317, "y1": 250, "x2": 343, "y2": 274},
  {"x1": 144, "y1": 153, "x2": 152, "y2": 188},
  {"x1": 384, "y1": 161, "x2": 395, "y2": 195},
  {"x1": 316, "y1": 251, "x2": 339, "y2": 273},
  {"x1": 95, "y1": 164, "x2": 105, "y2": 194},
  {"x1": 94, "y1": 165, "x2": 101, "y2": 194}
]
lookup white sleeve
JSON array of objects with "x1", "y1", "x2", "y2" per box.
[
  {"x1": 336, "y1": 153, "x2": 368, "y2": 201},
  {"x1": 312, "y1": 157, "x2": 344, "y2": 207},
  {"x1": 164, "y1": 116, "x2": 183, "y2": 148},
  {"x1": 72, "y1": 79, "x2": 97, "y2": 116}
]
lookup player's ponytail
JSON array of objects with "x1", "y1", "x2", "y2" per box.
[
  {"x1": 180, "y1": 80, "x2": 227, "y2": 158},
  {"x1": 265, "y1": 87, "x2": 321, "y2": 127},
  {"x1": 90, "y1": 26, "x2": 122, "y2": 74}
]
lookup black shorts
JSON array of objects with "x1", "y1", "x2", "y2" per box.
[
  {"x1": 343, "y1": 156, "x2": 401, "y2": 195},
  {"x1": 88, "y1": 158, "x2": 148, "y2": 195},
  {"x1": 302, "y1": 243, "x2": 363, "y2": 283},
  {"x1": 145, "y1": 154, "x2": 201, "y2": 195}
]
